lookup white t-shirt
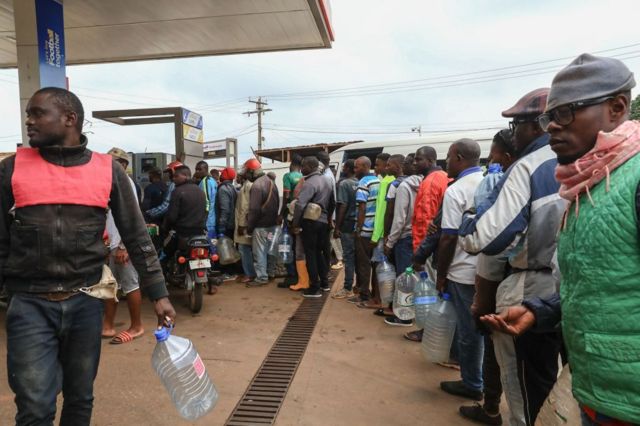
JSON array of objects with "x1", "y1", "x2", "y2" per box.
[{"x1": 440, "y1": 168, "x2": 484, "y2": 285}]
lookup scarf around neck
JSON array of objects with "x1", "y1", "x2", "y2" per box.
[{"x1": 555, "y1": 120, "x2": 640, "y2": 211}]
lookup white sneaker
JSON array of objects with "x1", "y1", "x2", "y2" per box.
[{"x1": 331, "y1": 261, "x2": 344, "y2": 270}]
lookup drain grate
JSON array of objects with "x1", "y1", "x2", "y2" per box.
[{"x1": 224, "y1": 286, "x2": 331, "y2": 425}]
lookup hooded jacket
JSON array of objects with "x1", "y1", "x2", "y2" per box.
[
  {"x1": 216, "y1": 180, "x2": 237, "y2": 236},
  {"x1": 412, "y1": 167, "x2": 449, "y2": 250},
  {"x1": 386, "y1": 174, "x2": 422, "y2": 249},
  {"x1": 0, "y1": 139, "x2": 168, "y2": 300}
]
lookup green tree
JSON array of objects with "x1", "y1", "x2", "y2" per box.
[{"x1": 631, "y1": 94, "x2": 640, "y2": 120}]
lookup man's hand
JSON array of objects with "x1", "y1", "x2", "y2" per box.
[
  {"x1": 370, "y1": 239, "x2": 378, "y2": 249},
  {"x1": 436, "y1": 276, "x2": 447, "y2": 293},
  {"x1": 427, "y1": 222, "x2": 439, "y2": 236},
  {"x1": 328, "y1": 218, "x2": 335, "y2": 230},
  {"x1": 238, "y1": 226, "x2": 246, "y2": 236},
  {"x1": 276, "y1": 216, "x2": 283, "y2": 226},
  {"x1": 114, "y1": 248, "x2": 129, "y2": 264},
  {"x1": 480, "y1": 305, "x2": 535, "y2": 336},
  {"x1": 383, "y1": 244, "x2": 392, "y2": 259},
  {"x1": 154, "y1": 297, "x2": 177, "y2": 327},
  {"x1": 412, "y1": 261, "x2": 424, "y2": 272},
  {"x1": 333, "y1": 229, "x2": 341, "y2": 240},
  {"x1": 292, "y1": 227, "x2": 301, "y2": 235}
]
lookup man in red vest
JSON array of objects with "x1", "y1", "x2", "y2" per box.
[{"x1": 0, "y1": 87, "x2": 176, "y2": 425}]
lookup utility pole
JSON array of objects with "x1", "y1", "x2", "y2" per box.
[{"x1": 244, "y1": 97, "x2": 272, "y2": 161}]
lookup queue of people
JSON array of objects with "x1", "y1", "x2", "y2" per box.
[{"x1": 2, "y1": 52, "x2": 640, "y2": 426}]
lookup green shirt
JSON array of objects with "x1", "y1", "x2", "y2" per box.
[
  {"x1": 371, "y1": 175, "x2": 395, "y2": 243},
  {"x1": 283, "y1": 171, "x2": 302, "y2": 204}
]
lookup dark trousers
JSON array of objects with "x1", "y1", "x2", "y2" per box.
[
  {"x1": 301, "y1": 219, "x2": 329, "y2": 291},
  {"x1": 483, "y1": 334, "x2": 503, "y2": 414},
  {"x1": 286, "y1": 231, "x2": 297, "y2": 278},
  {"x1": 515, "y1": 331, "x2": 560, "y2": 425},
  {"x1": 355, "y1": 235, "x2": 375, "y2": 300},
  {"x1": 6, "y1": 293, "x2": 104, "y2": 426}
]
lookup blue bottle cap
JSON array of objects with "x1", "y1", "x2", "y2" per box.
[
  {"x1": 218, "y1": 233, "x2": 225, "y2": 238},
  {"x1": 154, "y1": 326, "x2": 172, "y2": 342},
  {"x1": 419, "y1": 271, "x2": 429, "y2": 279},
  {"x1": 441, "y1": 292, "x2": 451, "y2": 301}
]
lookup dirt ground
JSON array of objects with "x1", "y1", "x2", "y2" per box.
[{"x1": 0, "y1": 270, "x2": 507, "y2": 425}]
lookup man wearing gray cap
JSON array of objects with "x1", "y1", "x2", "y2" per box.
[
  {"x1": 459, "y1": 88, "x2": 567, "y2": 425},
  {"x1": 481, "y1": 54, "x2": 640, "y2": 425}
]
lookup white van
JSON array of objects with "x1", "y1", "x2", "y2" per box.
[{"x1": 328, "y1": 129, "x2": 497, "y2": 172}]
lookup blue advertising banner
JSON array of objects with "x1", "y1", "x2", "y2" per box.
[{"x1": 34, "y1": 0, "x2": 66, "y2": 88}]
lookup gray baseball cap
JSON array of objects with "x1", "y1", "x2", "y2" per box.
[{"x1": 546, "y1": 53, "x2": 635, "y2": 112}]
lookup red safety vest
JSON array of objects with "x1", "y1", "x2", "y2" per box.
[{"x1": 12, "y1": 147, "x2": 112, "y2": 209}]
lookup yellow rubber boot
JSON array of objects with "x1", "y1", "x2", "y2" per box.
[{"x1": 289, "y1": 260, "x2": 309, "y2": 291}]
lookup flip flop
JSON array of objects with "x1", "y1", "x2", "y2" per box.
[
  {"x1": 110, "y1": 330, "x2": 143, "y2": 345},
  {"x1": 373, "y1": 308, "x2": 394, "y2": 317},
  {"x1": 101, "y1": 332, "x2": 116, "y2": 339},
  {"x1": 356, "y1": 301, "x2": 382, "y2": 310}
]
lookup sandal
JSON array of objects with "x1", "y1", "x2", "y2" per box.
[
  {"x1": 373, "y1": 308, "x2": 394, "y2": 317},
  {"x1": 356, "y1": 300, "x2": 382, "y2": 309},
  {"x1": 110, "y1": 330, "x2": 144, "y2": 345}
]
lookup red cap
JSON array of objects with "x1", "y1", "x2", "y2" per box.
[
  {"x1": 164, "y1": 160, "x2": 183, "y2": 173},
  {"x1": 220, "y1": 167, "x2": 237, "y2": 181},
  {"x1": 244, "y1": 158, "x2": 262, "y2": 171}
]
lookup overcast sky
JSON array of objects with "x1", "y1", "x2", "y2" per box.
[{"x1": 1, "y1": 0, "x2": 640, "y2": 162}]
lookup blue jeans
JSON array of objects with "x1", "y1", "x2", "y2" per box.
[
  {"x1": 340, "y1": 232, "x2": 355, "y2": 290},
  {"x1": 6, "y1": 293, "x2": 104, "y2": 425},
  {"x1": 393, "y1": 235, "x2": 413, "y2": 275},
  {"x1": 238, "y1": 243, "x2": 256, "y2": 278},
  {"x1": 448, "y1": 280, "x2": 484, "y2": 391},
  {"x1": 252, "y1": 227, "x2": 273, "y2": 281}
]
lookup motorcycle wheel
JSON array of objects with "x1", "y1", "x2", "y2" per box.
[{"x1": 187, "y1": 273, "x2": 203, "y2": 314}]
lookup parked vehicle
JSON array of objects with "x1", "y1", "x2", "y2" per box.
[{"x1": 163, "y1": 234, "x2": 214, "y2": 314}]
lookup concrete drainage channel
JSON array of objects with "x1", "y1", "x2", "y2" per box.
[{"x1": 224, "y1": 277, "x2": 333, "y2": 425}]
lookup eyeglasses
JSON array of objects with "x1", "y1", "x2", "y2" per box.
[
  {"x1": 508, "y1": 117, "x2": 537, "y2": 133},
  {"x1": 536, "y1": 95, "x2": 614, "y2": 132}
]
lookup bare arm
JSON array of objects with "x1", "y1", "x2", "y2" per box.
[{"x1": 436, "y1": 233, "x2": 458, "y2": 293}]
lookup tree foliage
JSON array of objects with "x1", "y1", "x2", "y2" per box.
[{"x1": 631, "y1": 94, "x2": 640, "y2": 121}]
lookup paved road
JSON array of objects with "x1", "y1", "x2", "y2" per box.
[{"x1": 0, "y1": 272, "x2": 507, "y2": 425}]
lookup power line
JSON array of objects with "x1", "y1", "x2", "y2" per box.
[
  {"x1": 244, "y1": 97, "x2": 272, "y2": 159},
  {"x1": 262, "y1": 126, "x2": 502, "y2": 135},
  {"x1": 264, "y1": 44, "x2": 640, "y2": 99}
]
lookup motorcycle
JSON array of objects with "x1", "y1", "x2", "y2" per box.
[{"x1": 164, "y1": 234, "x2": 212, "y2": 314}]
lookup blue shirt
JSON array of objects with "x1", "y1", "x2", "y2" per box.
[{"x1": 356, "y1": 174, "x2": 380, "y2": 237}]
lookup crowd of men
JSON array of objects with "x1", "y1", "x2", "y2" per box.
[{"x1": 2, "y1": 52, "x2": 640, "y2": 426}]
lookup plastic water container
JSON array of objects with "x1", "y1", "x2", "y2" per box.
[
  {"x1": 152, "y1": 327, "x2": 218, "y2": 420},
  {"x1": 268, "y1": 226, "x2": 283, "y2": 256},
  {"x1": 413, "y1": 271, "x2": 438, "y2": 328},
  {"x1": 278, "y1": 229, "x2": 293, "y2": 264},
  {"x1": 474, "y1": 163, "x2": 503, "y2": 209},
  {"x1": 370, "y1": 239, "x2": 386, "y2": 263},
  {"x1": 422, "y1": 293, "x2": 457, "y2": 363},
  {"x1": 393, "y1": 267, "x2": 418, "y2": 320},
  {"x1": 376, "y1": 257, "x2": 396, "y2": 304},
  {"x1": 217, "y1": 234, "x2": 240, "y2": 265}
]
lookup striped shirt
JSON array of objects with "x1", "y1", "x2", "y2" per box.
[{"x1": 356, "y1": 174, "x2": 380, "y2": 238}]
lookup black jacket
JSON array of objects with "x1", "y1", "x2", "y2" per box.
[
  {"x1": 163, "y1": 181, "x2": 207, "y2": 237},
  {"x1": 216, "y1": 180, "x2": 237, "y2": 235},
  {"x1": 0, "y1": 140, "x2": 168, "y2": 300}
]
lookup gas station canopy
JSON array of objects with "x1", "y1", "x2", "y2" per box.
[{"x1": 0, "y1": 0, "x2": 333, "y2": 68}]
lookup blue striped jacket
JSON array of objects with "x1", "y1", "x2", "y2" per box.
[{"x1": 459, "y1": 134, "x2": 568, "y2": 312}]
